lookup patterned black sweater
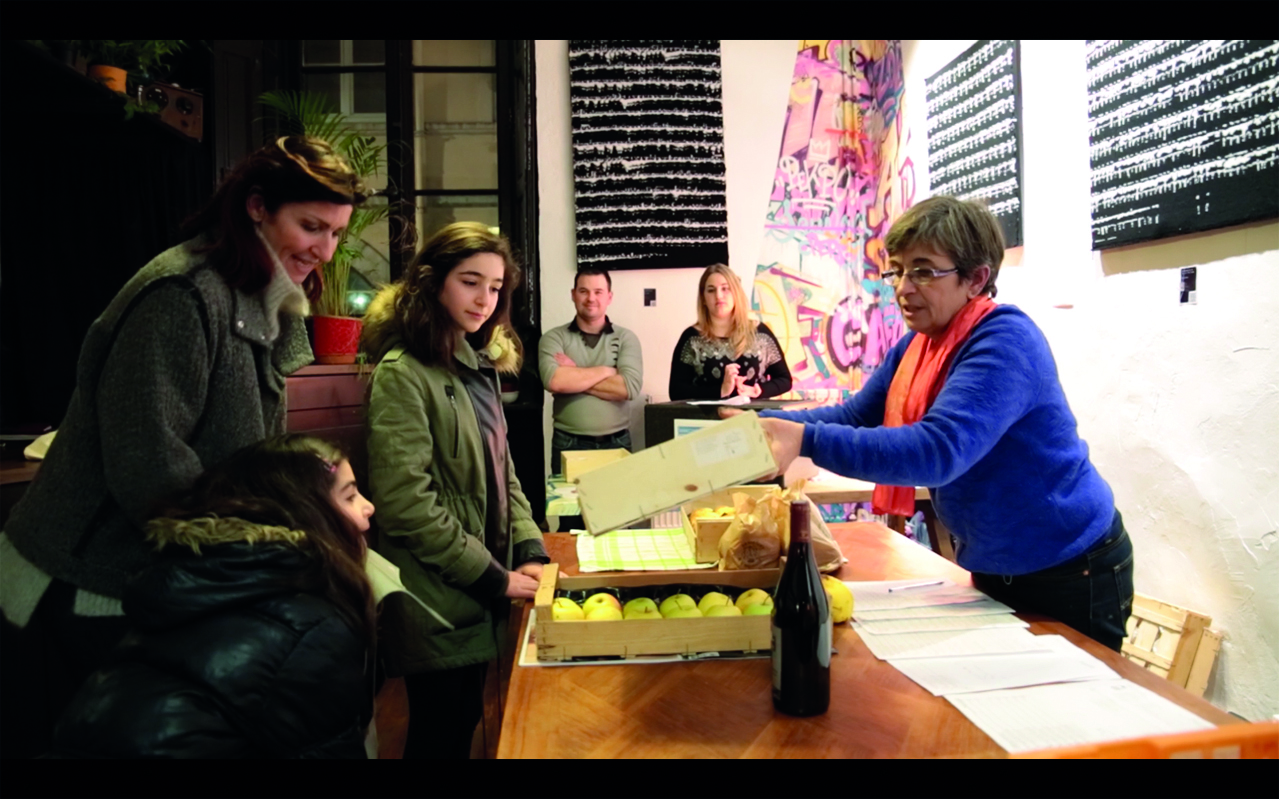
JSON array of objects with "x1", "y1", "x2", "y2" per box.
[{"x1": 668, "y1": 322, "x2": 792, "y2": 401}]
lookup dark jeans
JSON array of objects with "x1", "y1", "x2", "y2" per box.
[
  {"x1": 550, "y1": 428, "x2": 632, "y2": 478},
  {"x1": 551, "y1": 428, "x2": 632, "y2": 531},
  {"x1": 0, "y1": 580, "x2": 131, "y2": 759},
  {"x1": 972, "y1": 509, "x2": 1134, "y2": 652},
  {"x1": 401, "y1": 662, "x2": 488, "y2": 760}
]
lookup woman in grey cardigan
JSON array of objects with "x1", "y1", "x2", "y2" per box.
[{"x1": 0, "y1": 135, "x2": 366, "y2": 758}]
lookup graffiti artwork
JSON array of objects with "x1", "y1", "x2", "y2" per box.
[{"x1": 752, "y1": 40, "x2": 914, "y2": 402}]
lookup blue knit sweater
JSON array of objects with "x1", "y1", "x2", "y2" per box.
[{"x1": 762, "y1": 305, "x2": 1114, "y2": 575}]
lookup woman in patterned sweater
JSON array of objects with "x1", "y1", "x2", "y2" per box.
[{"x1": 668, "y1": 264, "x2": 792, "y2": 401}]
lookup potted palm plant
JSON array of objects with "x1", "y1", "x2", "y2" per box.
[{"x1": 260, "y1": 90, "x2": 390, "y2": 364}]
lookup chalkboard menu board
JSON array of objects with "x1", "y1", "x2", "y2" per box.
[
  {"x1": 926, "y1": 40, "x2": 1024, "y2": 247},
  {"x1": 1087, "y1": 40, "x2": 1279, "y2": 249},
  {"x1": 568, "y1": 41, "x2": 729, "y2": 270}
]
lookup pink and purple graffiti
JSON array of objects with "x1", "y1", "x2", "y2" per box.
[{"x1": 753, "y1": 40, "x2": 913, "y2": 398}]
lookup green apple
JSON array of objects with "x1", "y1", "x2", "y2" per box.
[
  {"x1": 734, "y1": 588, "x2": 773, "y2": 612},
  {"x1": 742, "y1": 603, "x2": 773, "y2": 616},
  {"x1": 704, "y1": 605, "x2": 742, "y2": 617},
  {"x1": 551, "y1": 597, "x2": 585, "y2": 621},
  {"x1": 665, "y1": 607, "x2": 703, "y2": 619},
  {"x1": 582, "y1": 593, "x2": 621, "y2": 614},
  {"x1": 659, "y1": 594, "x2": 698, "y2": 618},
  {"x1": 697, "y1": 591, "x2": 732, "y2": 614},
  {"x1": 623, "y1": 598, "x2": 662, "y2": 620},
  {"x1": 584, "y1": 605, "x2": 623, "y2": 621}
]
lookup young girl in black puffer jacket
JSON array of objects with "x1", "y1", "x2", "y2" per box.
[{"x1": 51, "y1": 435, "x2": 378, "y2": 758}]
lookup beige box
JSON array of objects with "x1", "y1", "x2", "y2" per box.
[
  {"x1": 575, "y1": 411, "x2": 777, "y2": 536},
  {"x1": 561, "y1": 448, "x2": 630, "y2": 482},
  {"x1": 533, "y1": 564, "x2": 778, "y2": 661}
]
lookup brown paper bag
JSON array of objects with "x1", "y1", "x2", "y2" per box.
[{"x1": 717, "y1": 484, "x2": 845, "y2": 573}]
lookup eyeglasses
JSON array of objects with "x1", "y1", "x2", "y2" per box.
[{"x1": 882, "y1": 267, "x2": 959, "y2": 287}]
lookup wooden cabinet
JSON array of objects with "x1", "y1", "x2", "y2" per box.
[
  {"x1": 284, "y1": 364, "x2": 546, "y2": 528},
  {"x1": 285, "y1": 363, "x2": 369, "y2": 475}
]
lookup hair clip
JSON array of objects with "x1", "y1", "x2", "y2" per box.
[
  {"x1": 319, "y1": 458, "x2": 339, "y2": 474},
  {"x1": 276, "y1": 136, "x2": 332, "y2": 183}
]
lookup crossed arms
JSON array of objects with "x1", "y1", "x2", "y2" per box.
[{"x1": 538, "y1": 327, "x2": 643, "y2": 402}]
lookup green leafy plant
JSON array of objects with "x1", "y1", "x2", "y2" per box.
[
  {"x1": 77, "y1": 40, "x2": 185, "y2": 75},
  {"x1": 260, "y1": 90, "x2": 390, "y2": 317}
]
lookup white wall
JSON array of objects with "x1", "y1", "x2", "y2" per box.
[
  {"x1": 903, "y1": 39, "x2": 1279, "y2": 721},
  {"x1": 537, "y1": 39, "x2": 1279, "y2": 719},
  {"x1": 535, "y1": 40, "x2": 797, "y2": 454}
]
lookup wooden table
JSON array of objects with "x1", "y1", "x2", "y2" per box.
[
  {"x1": 496, "y1": 523, "x2": 1236, "y2": 758},
  {"x1": 800, "y1": 471, "x2": 929, "y2": 505}
]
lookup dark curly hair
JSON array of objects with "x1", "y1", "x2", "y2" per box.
[{"x1": 393, "y1": 221, "x2": 523, "y2": 371}]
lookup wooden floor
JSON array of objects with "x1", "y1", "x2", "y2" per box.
[{"x1": 374, "y1": 678, "x2": 408, "y2": 759}]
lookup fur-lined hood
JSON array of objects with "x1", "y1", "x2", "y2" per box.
[
  {"x1": 129, "y1": 516, "x2": 317, "y2": 632},
  {"x1": 146, "y1": 515, "x2": 308, "y2": 554},
  {"x1": 360, "y1": 283, "x2": 521, "y2": 374}
]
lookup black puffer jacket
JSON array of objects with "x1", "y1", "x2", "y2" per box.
[{"x1": 51, "y1": 518, "x2": 372, "y2": 759}]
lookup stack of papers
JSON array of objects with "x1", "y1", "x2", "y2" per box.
[
  {"x1": 847, "y1": 579, "x2": 990, "y2": 612},
  {"x1": 842, "y1": 578, "x2": 1217, "y2": 753},
  {"x1": 946, "y1": 680, "x2": 1216, "y2": 754},
  {"x1": 887, "y1": 635, "x2": 1119, "y2": 696},
  {"x1": 856, "y1": 614, "x2": 1027, "y2": 636},
  {"x1": 857, "y1": 626, "x2": 1052, "y2": 661},
  {"x1": 574, "y1": 527, "x2": 713, "y2": 573}
]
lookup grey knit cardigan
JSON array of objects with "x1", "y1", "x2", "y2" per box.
[{"x1": 5, "y1": 238, "x2": 313, "y2": 598}]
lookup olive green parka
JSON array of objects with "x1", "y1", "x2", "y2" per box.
[{"x1": 362, "y1": 286, "x2": 543, "y2": 676}]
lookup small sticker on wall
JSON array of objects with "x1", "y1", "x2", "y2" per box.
[{"x1": 1180, "y1": 267, "x2": 1197, "y2": 305}]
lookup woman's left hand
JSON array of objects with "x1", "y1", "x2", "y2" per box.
[
  {"x1": 514, "y1": 562, "x2": 544, "y2": 582},
  {"x1": 758, "y1": 417, "x2": 804, "y2": 477},
  {"x1": 735, "y1": 378, "x2": 762, "y2": 399}
]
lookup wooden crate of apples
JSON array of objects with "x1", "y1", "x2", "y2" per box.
[
  {"x1": 533, "y1": 565, "x2": 780, "y2": 661},
  {"x1": 533, "y1": 564, "x2": 854, "y2": 662}
]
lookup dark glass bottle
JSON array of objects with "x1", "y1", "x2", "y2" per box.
[{"x1": 771, "y1": 500, "x2": 831, "y2": 716}]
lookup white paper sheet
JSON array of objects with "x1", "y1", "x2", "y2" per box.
[
  {"x1": 945, "y1": 679, "x2": 1217, "y2": 754},
  {"x1": 854, "y1": 612, "x2": 1027, "y2": 636},
  {"x1": 845, "y1": 579, "x2": 989, "y2": 611},
  {"x1": 853, "y1": 597, "x2": 1013, "y2": 621},
  {"x1": 855, "y1": 626, "x2": 1050, "y2": 660},
  {"x1": 682, "y1": 395, "x2": 752, "y2": 406},
  {"x1": 888, "y1": 635, "x2": 1121, "y2": 696}
]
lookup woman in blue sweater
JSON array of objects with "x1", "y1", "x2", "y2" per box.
[{"x1": 753, "y1": 196, "x2": 1133, "y2": 651}]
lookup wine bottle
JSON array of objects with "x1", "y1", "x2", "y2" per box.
[{"x1": 771, "y1": 499, "x2": 831, "y2": 716}]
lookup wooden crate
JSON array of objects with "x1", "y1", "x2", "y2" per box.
[
  {"x1": 561, "y1": 448, "x2": 630, "y2": 482},
  {"x1": 533, "y1": 564, "x2": 779, "y2": 662},
  {"x1": 1122, "y1": 593, "x2": 1218, "y2": 694}
]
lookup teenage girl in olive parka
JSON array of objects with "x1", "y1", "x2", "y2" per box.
[{"x1": 361, "y1": 222, "x2": 548, "y2": 760}]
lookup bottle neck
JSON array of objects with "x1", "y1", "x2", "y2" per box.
[{"x1": 788, "y1": 500, "x2": 812, "y2": 554}]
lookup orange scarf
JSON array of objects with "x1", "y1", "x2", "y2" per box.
[{"x1": 871, "y1": 296, "x2": 997, "y2": 517}]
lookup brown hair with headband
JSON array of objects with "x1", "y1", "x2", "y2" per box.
[
  {"x1": 149, "y1": 433, "x2": 376, "y2": 649},
  {"x1": 184, "y1": 135, "x2": 367, "y2": 303}
]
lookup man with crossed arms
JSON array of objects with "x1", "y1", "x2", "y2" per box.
[{"x1": 539, "y1": 267, "x2": 643, "y2": 498}]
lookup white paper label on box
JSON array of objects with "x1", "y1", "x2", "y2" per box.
[{"x1": 691, "y1": 428, "x2": 752, "y2": 468}]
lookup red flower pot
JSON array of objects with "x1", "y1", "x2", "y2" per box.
[
  {"x1": 312, "y1": 315, "x2": 362, "y2": 365},
  {"x1": 88, "y1": 65, "x2": 127, "y2": 93}
]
